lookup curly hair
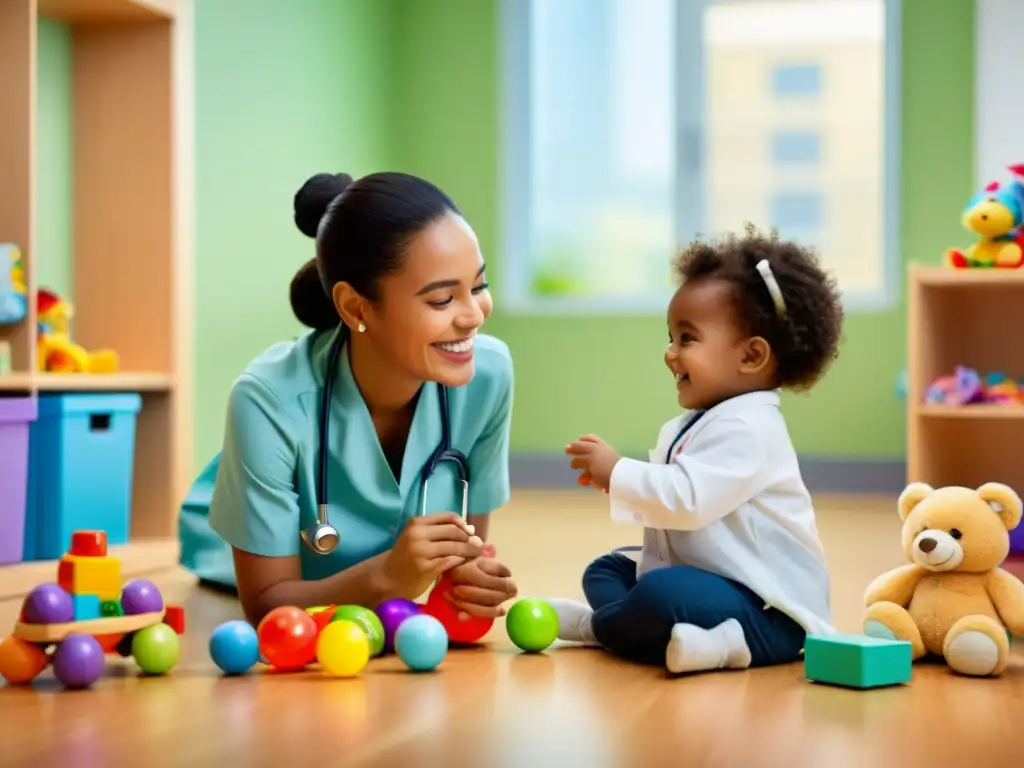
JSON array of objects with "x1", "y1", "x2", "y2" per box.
[{"x1": 673, "y1": 224, "x2": 844, "y2": 392}]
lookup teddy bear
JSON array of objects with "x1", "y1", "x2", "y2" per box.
[{"x1": 863, "y1": 481, "x2": 1024, "y2": 676}]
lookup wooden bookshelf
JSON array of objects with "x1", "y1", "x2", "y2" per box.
[
  {"x1": 0, "y1": 0, "x2": 193, "y2": 596},
  {"x1": 906, "y1": 264, "x2": 1024, "y2": 490}
]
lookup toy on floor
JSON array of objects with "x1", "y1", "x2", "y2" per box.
[
  {"x1": 0, "y1": 243, "x2": 27, "y2": 325},
  {"x1": 209, "y1": 620, "x2": 260, "y2": 675},
  {"x1": 36, "y1": 287, "x2": 120, "y2": 373},
  {"x1": 0, "y1": 530, "x2": 185, "y2": 689},
  {"x1": 316, "y1": 619, "x2": 370, "y2": 677},
  {"x1": 923, "y1": 366, "x2": 1024, "y2": 406},
  {"x1": 804, "y1": 633, "x2": 912, "y2": 688},
  {"x1": 376, "y1": 598, "x2": 423, "y2": 652},
  {"x1": 423, "y1": 574, "x2": 494, "y2": 644},
  {"x1": 945, "y1": 175, "x2": 1024, "y2": 269},
  {"x1": 394, "y1": 614, "x2": 449, "y2": 672},
  {"x1": 256, "y1": 606, "x2": 319, "y2": 671},
  {"x1": 863, "y1": 482, "x2": 1024, "y2": 677},
  {"x1": 505, "y1": 598, "x2": 559, "y2": 653},
  {"x1": 214, "y1": 599, "x2": 453, "y2": 677}
]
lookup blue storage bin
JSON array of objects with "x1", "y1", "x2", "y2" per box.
[{"x1": 24, "y1": 393, "x2": 142, "y2": 561}]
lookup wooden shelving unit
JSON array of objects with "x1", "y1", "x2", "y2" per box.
[
  {"x1": 907, "y1": 264, "x2": 1024, "y2": 489},
  {"x1": 0, "y1": 0, "x2": 193, "y2": 597}
]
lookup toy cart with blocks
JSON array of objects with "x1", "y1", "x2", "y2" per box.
[{"x1": 0, "y1": 530, "x2": 185, "y2": 689}]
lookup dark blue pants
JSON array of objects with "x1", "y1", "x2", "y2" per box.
[{"x1": 582, "y1": 553, "x2": 807, "y2": 667}]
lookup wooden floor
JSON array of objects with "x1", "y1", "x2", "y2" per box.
[{"x1": 2, "y1": 490, "x2": 1023, "y2": 767}]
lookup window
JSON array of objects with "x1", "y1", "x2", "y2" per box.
[
  {"x1": 500, "y1": 0, "x2": 900, "y2": 312},
  {"x1": 770, "y1": 192, "x2": 823, "y2": 242},
  {"x1": 771, "y1": 64, "x2": 822, "y2": 98},
  {"x1": 771, "y1": 131, "x2": 821, "y2": 166}
]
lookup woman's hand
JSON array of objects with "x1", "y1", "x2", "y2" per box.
[
  {"x1": 443, "y1": 544, "x2": 518, "y2": 618},
  {"x1": 378, "y1": 512, "x2": 484, "y2": 600}
]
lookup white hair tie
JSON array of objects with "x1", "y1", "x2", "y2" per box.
[{"x1": 755, "y1": 259, "x2": 787, "y2": 316}]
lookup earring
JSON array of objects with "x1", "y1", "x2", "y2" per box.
[{"x1": 357, "y1": 322, "x2": 366, "y2": 333}]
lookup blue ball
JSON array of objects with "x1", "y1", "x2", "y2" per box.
[
  {"x1": 209, "y1": 619, "x2": 260, "y2": 675},
  {"x1": 394, "y1": 614, "x2": 448, "y2": 672}
]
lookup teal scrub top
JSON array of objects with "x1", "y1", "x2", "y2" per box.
[{"x1": 178, "y1": 329, "x2": 513, "y2": 587}]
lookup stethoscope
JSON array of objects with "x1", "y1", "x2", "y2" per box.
[{"x1": 301, "y1": 326, "x2": 471, "y2": 555}]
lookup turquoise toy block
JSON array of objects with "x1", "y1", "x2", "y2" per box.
[
  {"x1": 72, "y1": 593, "x2": 101, "y2": 621},
  {"x1": 804, "y1": 633, "x2": 912, "y2": 689}
]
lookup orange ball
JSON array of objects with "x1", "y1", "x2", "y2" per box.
[
  {"x1": 0, "y1": 635, "x2": 49, "y2": 685},
  {"x1": 423, "y1": 575, "x2": 493, "y2": 644}
]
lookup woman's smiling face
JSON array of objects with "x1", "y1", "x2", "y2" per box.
[{"x1": 362, "y1": 213, "x2": 493, "y2": 388}]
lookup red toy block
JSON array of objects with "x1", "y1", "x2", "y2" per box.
[
  {"x1": 70, "y1": 531, "x2": 108, "y2": 558},
  {"x1": 164, "y1": 604, "x2": 185, "y2": 635}
]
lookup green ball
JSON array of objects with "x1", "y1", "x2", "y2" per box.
[
  {"x1": 331, "y1": 605, "x2": 385, "y2": 657},
  {"x1": 131, "y1": 623, "x2": 180, "y2": 675},
  {"x1": 505, "y1": 598, "x2": 559, "y2": 653}
]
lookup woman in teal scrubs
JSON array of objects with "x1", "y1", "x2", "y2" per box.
[{"x1": 179, "y1": 171, "x2": 517, "y2": 625}]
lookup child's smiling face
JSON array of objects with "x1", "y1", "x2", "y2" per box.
[{"x1": 664, "y1": 278, "x2": 775, "y2": 410}]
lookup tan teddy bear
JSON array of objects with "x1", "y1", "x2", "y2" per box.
[{"x1": 863, "y1": 481, "x2": 1024, "y2": 676}]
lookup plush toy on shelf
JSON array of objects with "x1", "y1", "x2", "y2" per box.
[
  {"x1": 924, "y1": 365, "x2": 1022, "y2": 405},
  {"x1": 945, "y1": 172, "x2": 1024, "y2": 269},
  {"x1": 36, "y1": 288, "x2": 119, "y2": 374},
  {"x1": 863, "y1": 482, "x2": 1024, "y2": 677},
  {"x1": 0, "y1": 243, "x2": 28, "y2": 325}
]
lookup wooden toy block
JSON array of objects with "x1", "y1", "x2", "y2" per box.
[
  {"x1": 72, "y1": 594, "x2": 101, "y2": 621},
  {"x1": 57, "y1": 554, "x2": 121, "y2": 599},
  {"x1": 100, "y1": 600, "x2": 123, "y2": 617},
  {"x1": 70, "y1": 530, "x2": 108, "y2": 558},
  {"x1": 164, "y1": 605, "x2": 185, "y2": 635},
  {"x1": 805, "y1": 633, "x2": 912, "y2": 689}
]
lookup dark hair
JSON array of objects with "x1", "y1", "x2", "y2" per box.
[
  {"x1": 289, "y1": 171, "x2": 461, "y2": 331},
  {"x1": 673, "y1": 224, "x2": 844, "y2": 392}
]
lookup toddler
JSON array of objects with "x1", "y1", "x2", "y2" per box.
[{"x1": 554, "y1": 226, "x2": 845, "y2": 675}]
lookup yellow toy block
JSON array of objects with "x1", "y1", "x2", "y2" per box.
[{"x1": 57, "y1": 554, "x2": 121, "y2": 600}]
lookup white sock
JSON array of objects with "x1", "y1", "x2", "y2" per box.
[
  {"x1": 665, "y1": 619, "x2": 752, "y2": 674},
  {"x1": 546, "y1": 598, "x2": 598, "y2": 645}
]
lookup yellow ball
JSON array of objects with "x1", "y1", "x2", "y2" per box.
[{"x1": 316, "y1": 619, "x2": 370, "y2": 678}]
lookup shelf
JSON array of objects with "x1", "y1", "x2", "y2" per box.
[
  {"x1": 917, "y1": 404, "x2": 1024, "y2": 419},
  {"x1": 0, "y1": 372, "x2": 173, "y2": 392},
  {"x1": 37, "y1": 0, "x2": 177, "y2": 25},
  {"x1": 909, "y1": 263, "x2": 1024, "y2": 288},
  {"x1": 0, "y1": 539, "x2": 180, "y2": 602}
]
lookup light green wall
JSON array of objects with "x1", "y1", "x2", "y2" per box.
[
  {"x1": 192, "y1": 0, "x2": 399, "y2": 468},
  {"x1": 35, "y1": 18, "x2": 73, "y2": 299},
  {"x1": 35, "y1": 0, "x2": 976, "y2": 473},
  {"x1": 393, "y1": 0, "x2": 975, "y2": 459}
]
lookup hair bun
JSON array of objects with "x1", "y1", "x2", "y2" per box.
[{"x1": 293, "y1": 172, "x2": 354, "y2": 238}]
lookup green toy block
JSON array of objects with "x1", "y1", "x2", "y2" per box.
[
  {"x1": 100, "y1": 599, "x2": 124, "y2": 617},
  {"x1": 804, "y1": 633, "x2": 912, "y2": 689}
]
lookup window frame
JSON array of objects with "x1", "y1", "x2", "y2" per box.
[{"x1": 497, "y1": 0, "x2": 903, "y2": 316}]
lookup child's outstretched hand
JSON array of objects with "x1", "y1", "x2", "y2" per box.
[{"x1": 566, "y1": 434, "x2": 621, "y2": 494}]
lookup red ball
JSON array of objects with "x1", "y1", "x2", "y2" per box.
[
  {"x1": 423, "y1": 575, "x2": 494, "y2": 644},
  {"x1": 256, "y1": 606, "x2": 319, "y2": 670}
]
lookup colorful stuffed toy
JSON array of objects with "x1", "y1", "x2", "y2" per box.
[
  {"x1": 923, "y1": 366, "x2": 1023, "y2": 405},
  {"x1": 36, "y1": 288, "x2": 119, "y2": 373},
  {"x1": 863, "y1": 482, "x2": 1024, "y2": 677},
  {"x1": 945, "y1": 180, "x2": 1024, "y2": 269},
  {"x1": 0, "y1": 243, "x2": 27, "y2": 325}
]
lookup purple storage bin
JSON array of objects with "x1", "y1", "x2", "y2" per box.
[{"x1": 0, "y1": 396, "x2": 37, "y2": 564}]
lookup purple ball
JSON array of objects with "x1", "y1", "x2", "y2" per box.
[
  {"x1": 375, "y1": 599, "x2": 422, "y2": 652},
  {"x1": 120, "y1": 579, "x2": 163, "y2": 615},
  {"x1": 22, "y1": 583, "x2": 74, "y2": 624},
  {"x1": 53, "y1": 634, "x2": 105, "y2": 689}
]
